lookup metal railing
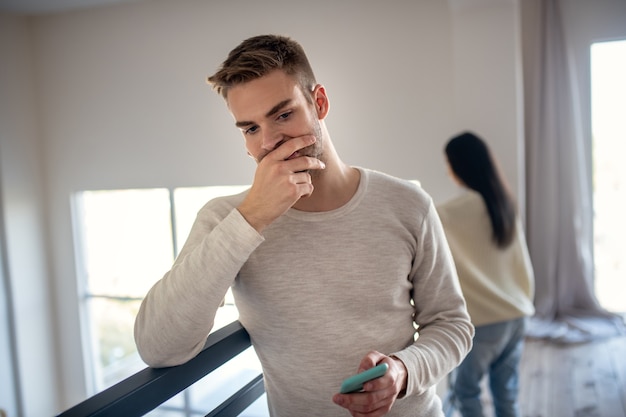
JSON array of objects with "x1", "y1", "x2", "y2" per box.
[{"x1": 57, "y1": 321, "x2": 265, "y2": 417}]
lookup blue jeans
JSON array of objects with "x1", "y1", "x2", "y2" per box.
[{"x1": 450, "y1": 317, "x2": 526, "y2": 417}]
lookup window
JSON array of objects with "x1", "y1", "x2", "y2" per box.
[
  {"x1": 591, "y1": 39, "x2": 626, "y2": 314},
  {"x1": 73, "y1": 185, "x2": 266, "y2": 416},
  {"x1": 75, "y1": 188, "x2": 174, "y2": 388}
]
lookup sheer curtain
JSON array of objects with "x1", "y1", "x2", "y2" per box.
[{"x1": 522, "y1": 0, "x2": 625, "y2": 343}]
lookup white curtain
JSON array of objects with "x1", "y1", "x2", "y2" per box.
[{"x1": 522, "y1": 0, "x2": 625, "y2": 343}]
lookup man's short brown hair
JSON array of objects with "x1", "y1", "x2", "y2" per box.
[{"x1": 207, "y1": 34, "x2": 317, "y2": 101}]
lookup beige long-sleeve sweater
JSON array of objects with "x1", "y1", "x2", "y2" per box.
[
  {"x1": 134, "y1": 168, "x2": 473, "y2": 417},
  {"x1": 437, "y1": 190, "x2": 535, "y2": 327}
]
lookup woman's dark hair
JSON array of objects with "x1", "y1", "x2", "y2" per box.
[{"x1": 445, "y1": 131, "x2": 517, "y2": 248}]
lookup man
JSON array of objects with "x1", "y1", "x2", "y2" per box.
[{"x1": 134, "y1": 34, "x2": 473, "y2": 417}]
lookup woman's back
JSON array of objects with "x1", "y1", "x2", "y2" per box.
[{"x1": 437, "y1": 190, "x2": 534, "y2": 326}]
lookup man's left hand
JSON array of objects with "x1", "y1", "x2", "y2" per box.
[{"x1": 332, "y1": 350, "x2": 408, "y2": 417}]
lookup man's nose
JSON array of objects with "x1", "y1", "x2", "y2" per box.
[{"x1": 261, "y1": 127, "x2": 284, "y2": 151}]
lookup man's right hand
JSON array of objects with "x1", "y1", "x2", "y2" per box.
[{"x1": 237, "y1": 135, "x2": 326, "y2": 232}]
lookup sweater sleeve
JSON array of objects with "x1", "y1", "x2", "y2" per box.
[
  {"x1": 134, "y1": 207, "x2": 264, "y2": 368},
  {"x1": 391, "y1": 201, "x2": 474, "y2": 396}
]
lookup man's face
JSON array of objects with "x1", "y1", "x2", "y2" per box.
[{"x1": 226, "y1": 70, "x2": 325, "y2": 164}]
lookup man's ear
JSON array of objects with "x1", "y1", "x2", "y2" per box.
[{"x1": 312, "y1": 84, "x2": 329, "y2": 119}]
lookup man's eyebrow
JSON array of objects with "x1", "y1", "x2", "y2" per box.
[
  {"x1": 265, "y1": 99, "x2": 292, "y2": 118},
  {"x1": 235, "y1": 99, "x2": 292, "y2": 128}
]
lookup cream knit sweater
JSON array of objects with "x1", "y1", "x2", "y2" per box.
[
  {"x1": 437, "y1": 190, "x2": 535, "y2": 327},
  {"x1": 135, "y1": 168, "x2": 473, "y2": 417}
]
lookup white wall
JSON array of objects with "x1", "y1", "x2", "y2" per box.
[
  {"x1": 449, "y1": 0, "x2": 525, "y2": 206},
  {"x1": 31, "y1": 0, "x2": 526, "y2": 198},
  {"x1": 0, "y1": 13, "x2": 59, "y2": 417},
  {"x1": 0, "y1": 189, "x2": 20, "y2": 417},
  {"x1": 1, "y1": 0, "x2": 527, "y2": 414}
]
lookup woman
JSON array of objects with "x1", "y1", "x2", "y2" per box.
[{"x1": 437, "y1": 131, "x2": 535, "y2": 417}]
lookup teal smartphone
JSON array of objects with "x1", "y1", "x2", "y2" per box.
[{"x1": 339, "y1": 363, "x2": 389, "y2": 394}]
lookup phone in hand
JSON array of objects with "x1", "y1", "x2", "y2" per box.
[{"x1": 339, "y1": 363, "x2": 389, "y2": 394}]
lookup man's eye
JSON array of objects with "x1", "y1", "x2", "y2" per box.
[
  {"x1": 245, "y1": 125, "x2": 259, "y2": 135},
  {"x1": 278, "y1": 111, "x2": 291, "y2": 121}
]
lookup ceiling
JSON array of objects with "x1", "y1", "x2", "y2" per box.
[
  {"x1": 0, "y1": 0, "x2": 513, "y2": 16},
  {"x1": 0, "y1": 0, "x2": 138, "y2": 15}
]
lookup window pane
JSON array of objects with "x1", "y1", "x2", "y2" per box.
[
  {"x1": 79, "y1": 188, "x2": 174, "y2": 298},
  {"x1": 591, "y1": 39, "x2": 626, "y2": 313},
  {"x1": 88, "y1": 297, "x2": 145, "y2": 389},
  {"x1": 173, "y1": 185, "x2": 249, "y2": 254},
  {"x1": 75, "y1": 188, "x2": 175, "y2": 391}
]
